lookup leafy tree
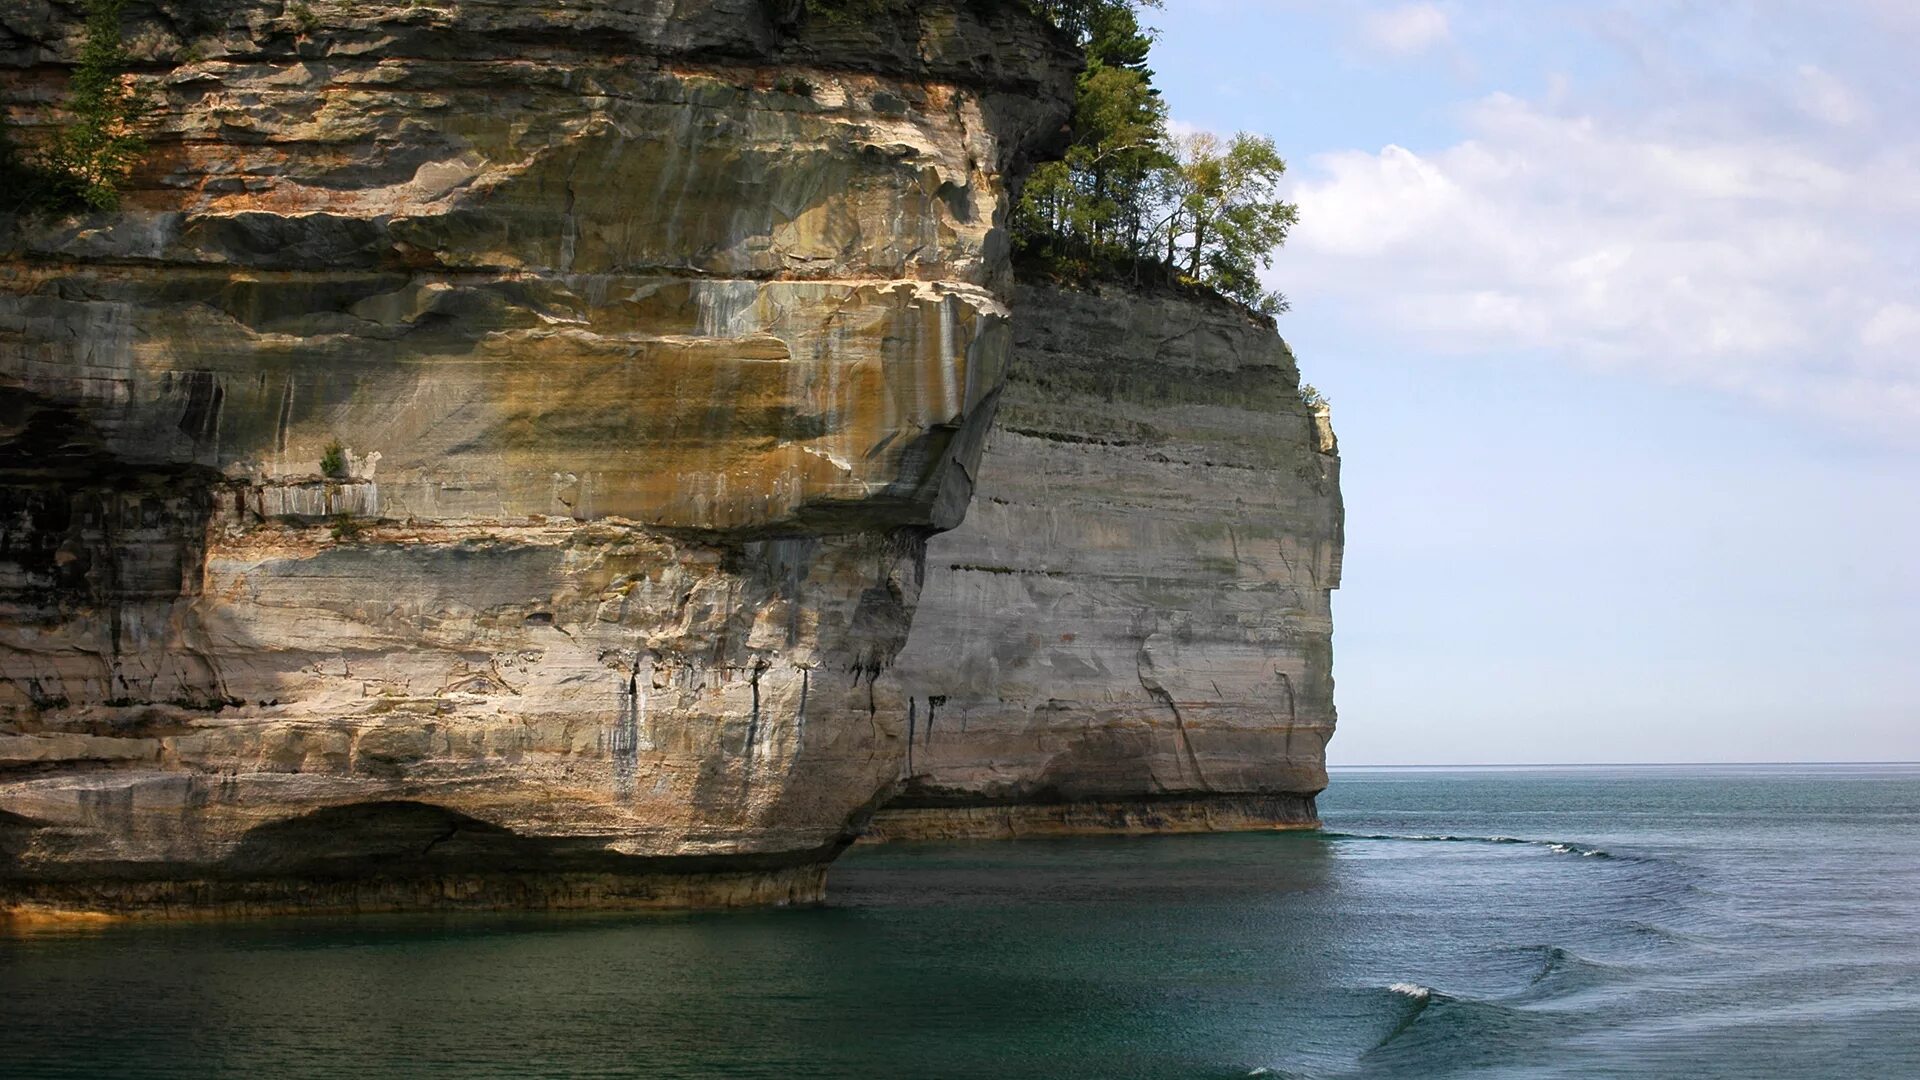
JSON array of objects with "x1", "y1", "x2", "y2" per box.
[
  {"x1": 1160, "y1": 132, "x2": 1298, "y2": 315},
  {"x1": 1032, "y1": 0, "x2": 1160, "y2": 46},
  {"x1": 1080, "y1": 0, "x2": 1159, "y2": 70},
  {"x1": 2, "y1": 0, "x2": 148, "y2": 214},
  {"x1": 1070, "y1": 62, "x2": 1169, "y2": 248},
  {"x1": 1012, "y1": 0, "x2": 1298, "y2": 317},
  {"x1": 1014, "y1": 2, "x2": 1168, "y2": 257}
]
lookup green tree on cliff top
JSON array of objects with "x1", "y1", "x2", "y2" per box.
[{"x1": 1014, "y1": 0, "x2": 1298, "y2": 317}]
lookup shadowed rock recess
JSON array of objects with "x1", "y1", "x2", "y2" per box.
[
  {"x1": 1, "y1": 2, "x2": 1342, "y2": 919},
  {"x1": 871, "y1": 282, "x2": 1343, "y2": 841},
  {"x1": 0, "y1": 0, "x2": 1077, "y2": 918}
]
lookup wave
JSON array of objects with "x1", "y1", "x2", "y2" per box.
[
  {"x1": 1513, "y1": 944, "x2": 1626, "y2": 1000},
  {"x1": 1371, "y1": 982, "x2": 1442, "y2": 1050},
  {"x1": 1361, "y1": 981, "x2": 1549, "y2": 1066},
  {"x1": 1620, "y1": 918, "x2": 1716, "y2": 949},
  {"x1": 1532, "y1": 945, "x2": 1591, "y2": 984},
  {"x1": 1323, "y1": 831, "x2": 1616, "y2": 859}
]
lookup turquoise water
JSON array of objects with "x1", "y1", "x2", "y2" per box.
[{"x1": 4, "y1": 765, "x2": 1918, "y2": 1078}]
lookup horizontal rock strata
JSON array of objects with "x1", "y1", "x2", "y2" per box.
[
  {"x1": 860, "y1": 793, "x2": 1319, "y2": 842},
  {"x1": 0, "y1": 0, "x2": 1073, "y2": 915},
  {"x1": 873, "y1": 281, "x2": 1343, "y2": 838}
]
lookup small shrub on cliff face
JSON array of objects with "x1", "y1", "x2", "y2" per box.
[
  {"x1": 1298, "y1": 383, "x2": 1328, "y2": 410},
  {"x1": 329, "y1": 514, "x2": 362, "y2": 543},
  {"x1": 289, "y1": 2, "x2": 321, "y2": 35},
  {"x1": 319, "y1": 439, "x2": 349, "y2": 479},
  {"x1": 773, "y1": 75, "x2": 815, "y2": 98},
  {"x1": 802, "y1": 0, "x2": 896, "y2": 24},
  {"x1": 1, "y1": 0, "x2": 148, "y2": 215}
]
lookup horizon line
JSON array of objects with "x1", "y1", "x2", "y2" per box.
[{"x1": 1328, "y1": 760, "x2": 1920, "y2": 769}]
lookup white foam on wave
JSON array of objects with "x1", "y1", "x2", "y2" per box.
[
  {"x1": 1387, "y1": 982, "x2": 1433, "y2": 1001},
  {"x1": 1337, "y1": 832, "x2": 1613, "y2": 858}
]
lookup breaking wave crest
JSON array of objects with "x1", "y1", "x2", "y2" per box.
[
  {"x1": 1370, "y1": 982, "x2": 1442, "y2": 1049},
  {"x1": 1324, "y1": 832, "x2": 1616, "y2": 859},
  {"x1": 1362, "y1": 981, "x2": 1547, "y2": 1064}
]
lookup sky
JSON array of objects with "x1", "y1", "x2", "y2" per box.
[{"x1": 1147, "y1": 1, "x2": 1920, "y2": 764}]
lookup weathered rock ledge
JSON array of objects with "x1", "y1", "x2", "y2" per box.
[
  {"x1": 861, "y1": 793, "x2": 1318, "y2": 842},
  {"x1": 1, "y1": 0, "x2": 1074, "y2": 917},
  {"x1": 0, "y1": 800, "x2": 842, "y2": 921},
  {"x1": 872, "y1": 280, "x2": 1343, "y2": 839}
]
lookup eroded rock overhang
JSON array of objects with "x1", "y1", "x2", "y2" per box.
[{"x1": 0, "y1": 0, "x2": 1076, "y2": 916}]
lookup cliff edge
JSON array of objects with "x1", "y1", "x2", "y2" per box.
[
  {"x1": 872, "y1": 279, "x2": 1342, "y2": 840},
  {"x1": 0, "y1": 0, "x2": 1073, "y2": 918}
]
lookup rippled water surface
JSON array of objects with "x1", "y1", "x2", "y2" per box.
[{"x1": 5, "y1": 765, "x2": 1919, "y2": 1078}]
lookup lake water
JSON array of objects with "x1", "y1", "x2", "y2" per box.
[{"x1": 4, "y1": 764, "x2": 1917, "y2": 1078}]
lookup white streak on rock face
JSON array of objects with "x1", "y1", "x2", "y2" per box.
[
  {"x1": 0, "y1": 0, "x2": 1080, "y2": 912},
  {"x1": 250, "y1": 480, "x2": 382, "y2": 518},
  {"x1": 938, "y1": 294, "x2": 959, "y2": 423},
  {"x1": 802, "y1": 446, "x2": 856, "y2": 473}
]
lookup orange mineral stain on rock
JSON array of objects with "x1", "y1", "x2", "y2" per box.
[{"x1": 0, "y1": 0, "x2": 1074, "y2": 916}]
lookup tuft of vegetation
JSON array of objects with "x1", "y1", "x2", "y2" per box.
[
  {"x1": 772, "y1": 74, "x2": 815, "y2": 98},
  {"x1": 1298, "y1": 383, "x2": 1328, "y2": 409},
  {"x1": 328, "y1": 513, "x2": 363, "y2": 543},
  {"x1": 288, "y1": 2, "x2": 321, "y2": 35},
  {"x1": 1013, "y1": 1, "x2": 1298, "y2": 316},
  {"x1": 0, "y1": 0, "x2": 150, "y2": 215},
  {"x1": 793, "y1": 1, "x2": 1299, "y2": 315},
  {"x1": 801, "y1": 0, "x2": 895, "y2": 24},
  {"x1": 319, "y1": 439, "x2": 349, "y2": 479}
]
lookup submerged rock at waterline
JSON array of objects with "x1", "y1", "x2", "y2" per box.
[{"x1": 0, "y1": 0, "x2": 1075, "y2": 917}]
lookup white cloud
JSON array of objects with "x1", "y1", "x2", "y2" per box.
[
  {"x1": 1279, "y1": 86, "x2": 1920, "y2": 437},
  {"x1": 1861, "y1": 303, "x2": 1920, "y2": 352},
  {"x1": 1359, "y1": 3, "x2": 1451, "y2": 57},
  {"x1": 1793, "y1": 65, "x2": 1870, "y2": 127}
]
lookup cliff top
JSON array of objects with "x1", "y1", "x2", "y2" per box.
[{"x1": 1012, "y1": 243, "x2": 1284, "y2": 334}]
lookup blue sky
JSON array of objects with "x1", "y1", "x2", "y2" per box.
[{"x1": 1147, "y1": 2, "x2": 1920, "y2": 764}]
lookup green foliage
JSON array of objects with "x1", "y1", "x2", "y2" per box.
[
  {"x1": 1298, "y1": 383, "x2": 1327, "y2": 409},
  {"x1": 319, "y1": 439, "x2": 348, "y2": 479},
  {"x1": 288, "y1": 1, "x2": 321, "y2": 35},
  {"x1": 1, "y1": 0, "x2": 148, "y2": 215},
  {"x1": 1031, "y1": 0, "x2": 1159, "y2": 44},
  {"x1": 328, "y1": 514, "x2": 363, "y2": 543},
  {"x1": 1014, "y1": 3, "x2": 1168, "y2": 260},
  {"x1": 802, "y1": 0, "x2": 895, "y2": 24},
  {"x1": 1160, "y1": 131, "x2": 1297, "y2": 315},
  {"x1": 1012, "y1": 0, "x2": 1298, "y2": 316},
  {"x1": 773, "y1": 74, "x2": 815, "y2": 98},
  {"x1": 0, "y1": 126, "x2": 34, "y2": 206}
]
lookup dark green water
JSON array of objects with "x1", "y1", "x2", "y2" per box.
[{"x1": 5, "y1": 764, "x2": 1918, "y2": 1078}]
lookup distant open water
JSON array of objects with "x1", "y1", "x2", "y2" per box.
[{"x1": 4, "y1": 764, "x2": 1918, "y2": 1078}]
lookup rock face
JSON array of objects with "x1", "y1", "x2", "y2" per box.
[
  {"x1": 870, "y1": 281, "x2": 1342, "y2": 840},
  {"x1": 0, "y1": 0, "x2": 1073, "y2": 916}
]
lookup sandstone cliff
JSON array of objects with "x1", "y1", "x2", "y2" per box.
[
  {"x1": 0, "y1": 0, "x2": 1074, "y2": 917},
  {"x1": 871, "y1": 280, "x2": 1342, "y2": 840}
]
